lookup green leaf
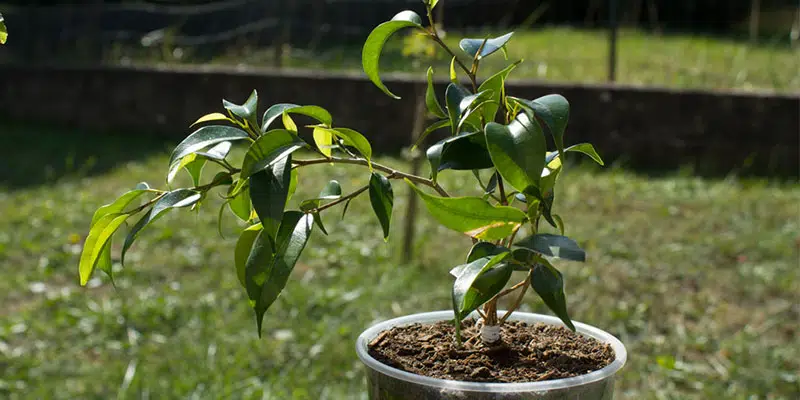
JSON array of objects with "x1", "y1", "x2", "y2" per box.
[
  {"x1": 546, "y1": 143, "x2": 605, "y2": 166},
  {"x1": 552, "y1": 214, "x2": 565, "y2": 236},
  {"x1": 120, "y1": 189, "x2": 201, "y2": 266},
  {"x1": 426, "y1": 131, "x2": 493, "y2": 181},
  {"x1": 531, "y1": 262, "x2": 575, "y2": 331},
  {"x1": 478, "y1": 61, "x2": 521, "y2": 123},
  {"x1": 227, "y1": 181, "x2": 252, "y2": 221},
  {"x1": 299, "y1": 180, "x2": 342, "y2": 212},
  {"x1": 428, "y1": 0, "x2": 440, "y2": 10},
  {"x1": 196, "y1": 141, "x2": 232, "y2": 161},
  {"x1": 407, "y1": 180, "x2": 527, "y2": 241},
  {"x1": 512, "y1": 95, "x2": 569, "y2": 158},
  {"x1": 449, "y1": 56, "x2": 458, "y2": 84},
  {"x1": 485, "y1": 112, "x2": 547, "y2": 194},
  {"x1": 223, "y1": 90, "x2": 259, "y2": 128},
  {"x1": 412, "y1": 119, "x2": 450, "y2": 151},
  {"x1": 167, "y1": 153, "x2": 206, "y2": 185},
  {"x1": 369, "y1": 173, "x2": 394, "y2": 240},
  {"x1": 312, "y1": 212, "x2": 329, "y2": 235},
  {"x1": 514, "y1": 233, "x2": 586, "y2": 262},
  {"x1": 250, "y1": 155, "x2": 292, "y2": 240},
  {"x1": 459, "y1": 32, "x2": 514, "y2": 59},
  {"x1": 452, "y1": 253, "x2": 512, "y2": 319},
  {"x1": 262, "y1": 103, "x2": 299, "y2": 132},
  {"x1": 312, "y1": 127, "x2": 333, "y2": 157},
  {"x1": 250, "y1": 212, "x2": 314, "y2": 336},
  {"x1": 191, "y1": 112, "x2": 234, "y2": 127},
  {"x1": 169, "y1": 125, "x2": 250, "y2": 167},
  {"x1": 333, "y1": 128, "x2": 373, "y2": 166},
  {"x1": 362, "y1": 11, "x2": 423, "y2": 99},
  {"x1": 90, "y1": 184, "x2": 153, "y2": 226},
  {"x1": 282, "y1": 112, "x2": 298, "y2": 133},
  {"x1": 95, "y1": 239, "x2": 115, "y2": 285},
  {"x1": 235, "y1": 223, "x2": 263, "y2": 288},
  {"x1": 286, "y1": 105, "x2": 333, "y2": 127},
  {"x1": 451, "y1": 242, "x2": 509, "y2": 277},
  {"x1": 239, "y1": 129, "x2": 307, "y2": 180},
  {"x1": 184, "y1": 158, "x2": 206, "y2": 187},
  {"x1": 445, "y1": 83, "x2": 471, "y2": 134},
  {"x1": 425, "y1": 67, "x2": 446, "y2": 118},
  {"x1": 78, "y1": 213, "x2": 129, "y2": 285},
  {"x1": 0, "y1": 13, "x2": 7, "y2": 44}
]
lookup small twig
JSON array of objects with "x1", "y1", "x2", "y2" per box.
[
  {"x1": 312, "y1": 185, "x2": 369, "y2": 214},
  {"x1": 500, "y1": 271, "x2": 532, "y2": 322}
]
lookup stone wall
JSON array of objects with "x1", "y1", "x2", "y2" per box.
[{"x1": 1, "y1": 65, "x2": 797, "y2": 176}]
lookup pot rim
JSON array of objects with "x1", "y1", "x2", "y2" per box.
[{"x1": 356, "y1": 310, "x2": 627, "y2": 393}]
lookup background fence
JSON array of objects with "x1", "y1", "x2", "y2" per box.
[{"x1": 1, "y1": 0, "x2": 799, "y2": 91}]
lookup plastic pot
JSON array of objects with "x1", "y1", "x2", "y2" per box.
[{"x1": 356, "y1": 311, "x2": 626, "y2": 400}]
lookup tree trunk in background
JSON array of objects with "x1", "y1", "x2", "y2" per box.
[
  {"x1": 401, "y1": 86, "x2": 428, "y2": 264},
  {"x1": 749, "y1": 0, "x2": 761, "y2": 43}
]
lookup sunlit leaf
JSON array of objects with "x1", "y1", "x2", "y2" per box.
[
  {"x1": 78, "y1": 213, "x2": 129, "y2": 285},
  {"x1": 239, "y1": 129, "x2": 307, "y2": 181},
  {"x1": 227, "y1": 181, "x2": 252, "y2": 221},
  {"x1": 478, "y1": 61, "x2": 521, "y2": 123},
  {"x1": 459, "y1": 32, "x2": 514, "y2": 60},
  {"x1": 333, "y1": 128, "x2": 373, "y2": 166},
  {"x1": 362, "y1": 11, "x2": 423, "y2": 99},
  {"x1": 426, "y1": 67, "x2": 446, "y2": 118},
  {"x1": 485, "y1": 112, "x2": 547, "y2": 194},
  {"x1": 313, "y1": 127, "x2": 333, "y2": 157},
  {"x1": 451, "y1": 241, "x2": 509, "y2": 277},
  {"x1": 262, "y1": 103, "x2": 299, "y2": 132},
  {"x1": 90, "y1": 184, "x2": 153, "y2": 227},
  {"x1": 452, "y1": 252, "x2": 512, "y2": 319},
  {"x1": 223, "y1": 90, "x2": 259, "y2": 128},
  {"x1": 169, "y1": 125, "x2": 250, "y2": 167},
  {"x1": 191, "y1": 112, "x2": 233, "y2": 127},
  {"x1": 514, "y1": 233, "x2": 586, "y2": 262}
]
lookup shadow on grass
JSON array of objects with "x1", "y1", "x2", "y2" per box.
[{"x1": 0, "y1": 119, "x2": 173, "y2": 189}]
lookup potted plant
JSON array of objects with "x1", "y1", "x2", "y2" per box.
[{"x1": 78, "y1": 1, "x2": 625, "y2": 398}]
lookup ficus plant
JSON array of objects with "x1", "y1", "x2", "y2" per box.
[
  {"x1": 78, "y1": 0, "x2": 604, "y2": 345},
  {"x1": 1, "y1": 12, "x2": 7, "y2": 44}
]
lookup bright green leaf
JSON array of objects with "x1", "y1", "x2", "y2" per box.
[
  {"x1": 478, "y1": 61, "x2": 521, "y2": 123},
  {"x1": 312, "y1": 127, "x2": 333, "y2": 157},
  {"x1": 362, "y1": 11, "x2": 423, "y2": 99},
  {"x1": 262, "y1": 103, "x2": 299, "y2": 132},
  {"x1": 407, "y1": 180, "x2": 527, "y2": 241},
  {"x1": 369, "y1": 173, "x2": 394, "y2": 240},
  {"x1": 485, "y1": 112, "x2": 547, "y2": 194},
  {"x1": 90, "y1": 184, "x2": 153, "y2": 226},
  {"x1": 169, "y1": 125, "x2": 250, "y2": 167},
  {"x1": 449, "y1": 56, "x2": 457, "y2": 83},
  {"x1": 425, "y1": 67, "x2": 446, "y2": 118},
  {"x1": 78, "y1": 213, "x2": 129, "y2": 285},
  {"x1": 227, "y1": 181, "x2": 252, "y2": 221},
  {"x1": 514, "y1": 233, "x2": 586, "y2": 262},
  {"x1": 0, "y1": 13, "x2": 7, "y2": 44},
  {"x1": 191, "y1": 112, "x2": 233, "y2": 127},
  {"x1": 451, "y1": 242, "x2": 509, "y2": 277},
  {"x1": 459, "y1": 32, "x2": 514, "y2": 60},
  {"x1": 282, "y1": 112, "x2": 298, "y2": 133},
  {"x1": 196, "y1": 141, "x2": 232, "y2": 160},
  {"x1": 531, "y1": 262, "x2": 575, "y2": 331},
  {"x1": 333, "y1": 128, "x2": 373, "y2": 166}
]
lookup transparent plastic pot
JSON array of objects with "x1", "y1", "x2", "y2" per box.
[{"x1": 356, "y1": 311, "x2": 626, "y2": 400}]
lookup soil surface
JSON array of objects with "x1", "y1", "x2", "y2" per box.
[{"x1": 368, "y1": 319, "x2": 615, "y2": 383}]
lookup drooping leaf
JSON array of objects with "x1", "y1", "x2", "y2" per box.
[
  {"x1": 459, "y1": 32, "x2": 514, "y2": 59},
  {"x1": 223, "y1": 90, "x2": 259, "y2": 129},
  {"x1": 251, "y1": 212, "x2": 314, "y2": 336},
  {"x1": 362, "y1": 11, "x2": 423, "y2": 99},
  {"x1": 445, "y1": 83, "x2": 472, "y2": 134},
  {"x1": 552, "y1": 214, "x2": 565, "y2": 236},
  {"x1": 531, "y1": 262, "x2": 575, "y2": 331},
  {"x1": 239, "y1": 129, "x2": 307, "y2": 180},
  {"x1": 426, "y1": 131, "x2": 493, "y2": 181},
  {"x1": 407, "y1": 180, "x2": 527, "y2": 241},
  {"x1": 425, "y1": 67, "x2": 446, "y2": 118},
  {"x1": 450, "y1": 242, "x2": 509, "y2": 277},
  {"x1": 478, "y1": 61, "x2": 521, "y2": 123},
  {"x1": 90, "y1": 184, "x2": 153, "y2": 227},
  {"x1": 369, "y1": 173, "x2": 394, "y2": 240},
  {"x1": 452, "y1": 252, "x2": 512, "y2": 319},
  {"x1": 227, "y1": 181, "x2": 252, "y2": 221},
  {"x1": 312, "y1": 212, "x2": 329, "y2": 235},
  {"x1": 333, "y1": 128, "x2": 373, "y2": 166},
  {"x1": 485, "y1": 112, "x2": 547, "y2": 194},
  {"x1": 262, "y1": 103, "x2": 299, "y2": 132},
  {"x1": 191, "y1": 112, "x2": 233, "y2": 127},
  {"x1": 120, "y1": 189, "x2": 202, "y2": 266},
  {"x1": 250, "y1": 155, "x2": 292, "y2": 240},
  {"x1": 78, "y1": 213, "x2": 129, "y2": 285},
  {"x1": 235, "y1": 223, "x2": 263, "y2": 287},
  {"x1": 514, "y1": 233, "x2": 586, "y2": 262},
  {"x1": 312, "y1": 127, "x2": 333, "y2": 157},
  {"x1": 169, "y1": 125, "x2": 250, "y2": 167}
]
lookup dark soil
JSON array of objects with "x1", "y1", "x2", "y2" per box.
[{"x1": 368, "y1": 319, "x2": 615, "y2": 383}]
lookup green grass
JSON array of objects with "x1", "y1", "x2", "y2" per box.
[
  {"x1": 189, "y1": 27, "x2": 800, "y2": 92},
  {"x1": 1, "y1": 124, "x2": 799, "y2": 399}
]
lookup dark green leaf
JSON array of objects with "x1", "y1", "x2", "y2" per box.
[
  {"x1": 312, "y1": 212, "x2": 329, "y2": 235},
  {"x1": 79, "y1": 213, "x2": 129, "y2": 285},
  {"x1": 425, "y1": 67, "x2": 446, "y2": 118},
  {"x1": 546, "y1": 143, "x2": 605, "y2": 166},
  {"x1": 369, "y1": 173, "x2": 394, "y2": 239},
  {"x1": 452, "y1": 253, "x2": 512, "y2": 318},
  {"x1": 451, "y1": 242, "x2": 509, "y2": 277},
  {"x1": 459, "y1": 32, "x2": 513, "y2": 59},
  {"x1": 412, "y1": 119, "x2": 450, "y2": 151},
  {"x1": 362, "y1": 11, "x2": 423, "y2": 99},
  {"x1": 227, "y1": 181, "x2": 252, "y2": 221},
  {"x1": 478, "y1": 61, "x2": 521, "y2": 123},
  {"x1": 531, "y1": 263, "x2": 575, "y2": 331},
  {"x1": 512, "y1": 95, "x2": 569, "y2": 158},
  {"x1": 445, "y1": 83, "x2": 472, "y2": 134},
  {"x1": 239, "y1": 129, "x2": 307, "y2": 180},
  {"x1": 250, "y1": 155, "x2": 292, "y2": 240},
  {"x1": 251, "y1": 212, "x2": 314, "y2": 336},
  {"x1": 426, "y1": 132, "x2": 493, "y2": 181},
  {"x1": 169, "y1": 125, "x2": 250, "y2": 167},
  {"x1": 223, "y1": 90, "x2": 259, "y2": 128},
  {"x1": 262, "y1": 103, "x2": 299, "y2": 132},
  {"x1": 120, "y1": 189, "x2": 201, "y2": 266},
  {"x1": 333, "y1": 128, "x2": 373, "y2": 164},
  {"x1": 514, "y1": 233, "x2": 586, "y2": 262},
  {"x1": 235, "y1": 223, "x2": 263, "y2": 288},
  {"x1": 485, "y1": 112, "x2": 547, "y2": 193},
  {"x1": 407, "y1": 180, "x2": 527, "y2": 241}
]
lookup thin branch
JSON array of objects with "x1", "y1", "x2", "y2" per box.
[
  {"x1": 292, "y1": 157, "x2": 450, "y2": 197},
  {"x1": 500, "y1": 271, "x2": 532, "y2": 322},
  {"x1": 313, "y1": 185, "x2": 369, "y2": 214}
]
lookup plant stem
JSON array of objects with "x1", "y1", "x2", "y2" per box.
[
  {"x1": 500, "y1": 271, "x2": 532, "y2": 322},
  {"x1": 292, "y1": 157, "x2": 450, "y2": 197},
  {"x1": 424, "y1": 4, "x2": 478, "y2": 92},
  {"x1": 497, "y1": 176, "x2": 508, "y2": 206},
  {"x1": 313, "y1": 185, "x2": 369, "y2": 213}
]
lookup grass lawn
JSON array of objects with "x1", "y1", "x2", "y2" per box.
[
  {"x1": 1, "y1": 123, "x2": 798, "y2": 399},
  {"x1": 199, "y1": 27, "x2": 800, "y2": 93}
]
